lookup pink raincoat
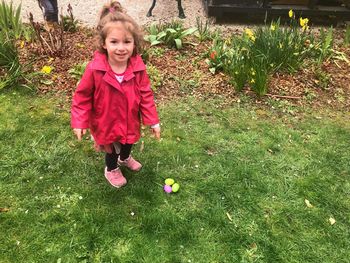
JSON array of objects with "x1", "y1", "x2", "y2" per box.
[{"x1": 71, "y1": 51, "x2": 159, "y2": 151}]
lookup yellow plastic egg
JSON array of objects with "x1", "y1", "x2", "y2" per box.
[
  {"x1": 165, "y1": 178, "x2": 175, "y2": 186},
  {"x1": 172, "y1": 183, "x2": 180, "y2": 193}
]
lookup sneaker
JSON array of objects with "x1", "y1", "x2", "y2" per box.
[
  {"x1": 118, "y1": 156, "x2": 142, "y2": 171},
  {"x1": 104, "y1": 167, "x2": 127, "y2": 188}
]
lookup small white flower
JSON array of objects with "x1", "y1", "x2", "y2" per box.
[
  {"x1": 130, "y1": 212, "x2": 135, "y2": 216},
  {"x1": 79, "y1": 196, "x2": 83, "y2": 200}
]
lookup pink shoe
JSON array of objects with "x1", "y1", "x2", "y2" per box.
[
  {"x1": 118, "y1": 156, "x2": 142, "y2": 171},
  {"x1": 104, "y1": 167, "x2": 127, "y2": 188}
]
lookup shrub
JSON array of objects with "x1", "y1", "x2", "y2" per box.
[
  {"x1": 345, "y1": 25, "x2": 350, "y2": 46},
  {"x1": 195, "y1": 17, "x2": 213, "y2": 42},
  {"x1": 314, "y1": 27, "x2": 333, "y2": 65},
  {"x1": 60, "y1": 4, "x2": 79, "y2": 32},
  {"x1": 206, "y1": 10, "x2": 327, "y2": 96},
  {"x1": 223, "y1": 37, "x2": 250, "y2": 91},
  {"x1": 144, "y1": 20, "x2": 197, "y2": 49},
  {"x1": 0, "y1": 32, "x2": 33, "y2": 90},
  {"x1": 147, "y1": 63, "x2": 163, "y2": 91},
  {"x1": 0, "y1": 0, "x2": 23, "y2": 39},
  {"x1": 206, "y1": 32, "x2": 227, "y2": 74},
  {"x1": 68, "y1": 61, "x2": 88, "y2": 82},
  {"x1": 29, "y1": 12, "x2": 64, "y2": 57},
  {"x1": 251, "y1": 19, "x2": 314, "y2": 73}
]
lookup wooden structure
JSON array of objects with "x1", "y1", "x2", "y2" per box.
[{"x1": 204, "y1": 0, "x2": 350, "y2": 20}]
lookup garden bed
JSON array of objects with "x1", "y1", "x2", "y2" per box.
[{"x1": 23, "y1": 25, "x2": 350, "y2": 113}]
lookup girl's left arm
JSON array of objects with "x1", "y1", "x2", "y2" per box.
[{"x1": 139, "y1": 71, "x2": 160, "y2": 126}]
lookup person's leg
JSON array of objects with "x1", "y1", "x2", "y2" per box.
[
  {"x1": 104, "y1": 145, "x2": 127, "y2": 188},
  {"x1": 177, "y1": 0, "x2": 186, "y2": 19},
  {"x1": 118, "y1": 144, "x2": 142, "y2": 171},
  {"x1": 105, "y1": 146, "x2": 119, "y2": 171},
  {"x1": 147, "y1": 0, "x2": 156, "y2": 17},
  {"x1": 39, "y1": 0, "x2": 58, "y2": 22},
  {"x1": 51, "y1": 0, "x2": 58, "y2": 23},
  {"x1": 119, "y1": 144, "x2": 133, "y2": 161}
]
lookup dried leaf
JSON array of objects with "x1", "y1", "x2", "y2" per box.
[
  {"x1": 226, "y1": 212, "x2": 233, "y2": 222},
  {"x1": 140, "y1": 141, "x2": 144, "y2": 153},
  {"x1": 0, "y1": 207, "x2": 10, "y2": 212},
  {"x1": 304, "y1": 199, "x2": 313, "y2": 208},
  {"x1": 329, "y1": 217, "x2": 336, "y2": 225}
]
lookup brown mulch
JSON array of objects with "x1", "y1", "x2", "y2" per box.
[{"x1": 20, "y1": 26, "x2": 350, "y2": 112}]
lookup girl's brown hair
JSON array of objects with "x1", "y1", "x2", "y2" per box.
[{"x1": 96, "y1": 1, "x2": 143, "y2": 56}]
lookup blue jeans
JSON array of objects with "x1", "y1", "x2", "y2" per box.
[{"x1": 39, "y1": 0, "x2": 58, "y2": 22}]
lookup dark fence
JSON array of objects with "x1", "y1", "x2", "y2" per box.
[{"x1": 204, "y1": 0, "x2": 350, "y2": 21}]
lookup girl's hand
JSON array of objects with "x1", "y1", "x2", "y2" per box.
[
  {"x1": 151, "y1": 126, "x2": 161, "y2": 140},
  {"x1": 73, "y1": 128, "x2": 87, "y2": 141}
]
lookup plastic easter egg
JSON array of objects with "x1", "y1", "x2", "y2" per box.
[
  {"x1": 172, "y1": 183, "x2": 180, "y2": 193},
  {"x1": 163, "y1": 185, "x2": 172, "y2": 193},
  {"x1": 165, "y1": 178, "x2": 175, "y2": 186}
]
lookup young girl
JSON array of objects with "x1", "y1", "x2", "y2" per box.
[{"x1": 71, "y1": 1, "x2": 161, "y2": 188}]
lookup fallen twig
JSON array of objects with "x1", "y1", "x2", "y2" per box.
[{"x1": 265, "y1": 94, "x2": 301, "y2": 99}]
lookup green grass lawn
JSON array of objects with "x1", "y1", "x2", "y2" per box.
[{"x1": 1, "y1": 91, "x2": 349, "y2": 262}]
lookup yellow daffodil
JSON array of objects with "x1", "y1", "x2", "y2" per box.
[
  {"x1": 299, "y1": 17, "x2": 309, "y2": 27},
  {"x1": 270, "y1": 24, "x2": 276, "y2": 31},
  {"x1": 20, "y1": 41, "x2": 25, "y2": 49},
  {"x1": 289, "y1": 9, "x2": 294, "y2": 18},
  {"x1": 250, "y1": 79, "x2": 255, "y2": 84},
  {"x1": 76, "y1": 43, "x2": 85, "y2": 48},
  {"x1": 245, "y1": 28, "x2": 256, "y2": 42},
  {"x1": 41, "y1": 65, "x2": 52, "y2": 74}
]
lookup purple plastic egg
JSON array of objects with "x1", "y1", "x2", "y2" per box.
[{"x1": 163, "y1": 185, "x2": 172, "y2": 193}]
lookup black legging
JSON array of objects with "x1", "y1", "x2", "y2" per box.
[
  {"x1": 39, "y1": 0, "x2": 58, "y2": 22},
  {"x1": 105, "y1": 144, "x2": 132, "y2": 171}
]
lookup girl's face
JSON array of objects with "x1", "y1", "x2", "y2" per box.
[{"x1": 103, "y1": 22, "x2": 135, "y2": 66}]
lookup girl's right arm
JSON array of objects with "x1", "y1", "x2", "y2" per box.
[
  {"x1": 71, "y1": 64, "x2": 94, "y2": 140},
  {"x1": 73, "y1": 128, "x2": 87, "y2": 141}
]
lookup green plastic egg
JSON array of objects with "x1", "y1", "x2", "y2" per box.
[
  {"x1": 165, "y1": 178, "x2": 175, "y2": 186},
  {"x1": 172, "y1": 183, "x2": 180, "y2": 193}
]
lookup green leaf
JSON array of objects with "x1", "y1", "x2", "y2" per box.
[
  {"x1": 181, "y1": 27, "x2": 197, "y2": 37},
  {"x1": 151, "y1": 40, "x2": 163, "y2": 46},
  {"x1": 166, "y1": 28, "x2": 177, "y2": 34},
  {"x1": 40, "y1": 79, "x2": 54, "y2": 85},
  {"x1": 157, "y1": 31, "x2": 167, "y2": 40},
  {"x1": 174, "y1": 38, "x2": 182, "y2": 49}
]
